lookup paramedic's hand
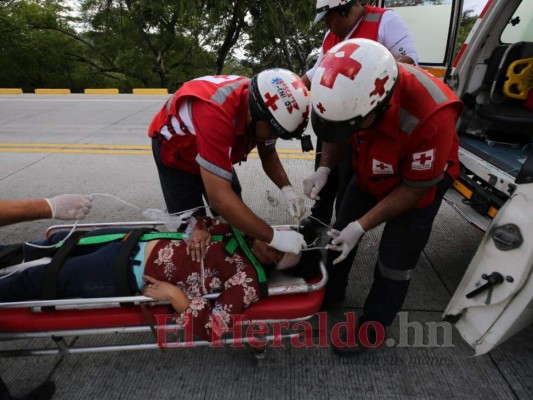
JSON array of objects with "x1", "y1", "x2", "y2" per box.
[
  {"x1": 303, "y1": 167, "x2": 330, "y2": 200},
  {"x1": 281, "y1": 185, "x2": 306, "y2": 219},
  {"x1": 268, "y1": 228, "x2": 307, "y2": 255},
  {"x1": 143, "y1": 275, "x2": 191, "y2": 313},
  {"x1": 187, "y1": 229, "x2": 211, "y2": 262},
  {"x1": 45, "y1": 194, "x2": 92, "y2": 220},
  {"x1": 326, "y1": 221, "x2": 365, "y2": 265}
]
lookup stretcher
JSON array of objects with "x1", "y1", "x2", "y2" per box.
[{"x1": 0, "y1": 221, "x2": 327, "y2": 359}]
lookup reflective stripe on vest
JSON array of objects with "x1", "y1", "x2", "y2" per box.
[
  {"x1": 364, "y1": 12, "x2": 382, "y2": 22},
  {"x1": 166, "y1": 79, "x2": 247, "y2": 114},
  {"x1": 401, "y1": 64, "x2": 449, "y2": 105}
]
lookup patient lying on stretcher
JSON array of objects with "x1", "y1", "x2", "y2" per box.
[{"x1": 0, "y1": 217, "x2": 320, "y2": 340}]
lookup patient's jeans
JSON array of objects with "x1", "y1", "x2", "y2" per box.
[{"x1": 0, "y1": 228, "x2": 135, "y2": 302}]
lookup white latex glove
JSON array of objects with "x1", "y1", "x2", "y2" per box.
[
  {"x1": 281, "y1": 185, "x2": 306, "y2": 219},
  {"x1": 326, "y1": 220, "x2": 365, "y2": 265},
  {"x1": 45, "y1": 194, "x2": 93, "y2": 220},
  {"x1": 303, "y1": 166, "x2": 330, "y2": 200},
  {"x1": 268, "y1": 229, "x2": 307, "y2": 255}
]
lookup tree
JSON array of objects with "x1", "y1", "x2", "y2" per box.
[
  {"x1": 244, "y1": 0, "x2": 322, "y2": 75},
  {"x1": 455, "y1": 9, "x2": 478, "y2": 58},
  {"x1": 0, "y1": 0, "x2": 325, "y2": 90},
  {"x1": 0, "y1": 0, "x2": 88, "y2": 91}
]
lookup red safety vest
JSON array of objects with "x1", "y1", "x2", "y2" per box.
[
  {"x1": 148, "y1": 76, "x2": 251, "y2": 175},
  {"x1": 322, "y1": 5, "x2": 386, "y2": 54},
  {"x1": 352, "y1": 64, "x2": 463, "y2": 208}
]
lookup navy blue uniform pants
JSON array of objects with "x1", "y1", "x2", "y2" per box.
[
  {"x1": 326, "y1": 175, "x2": 451, "y2": 327},
  {"x1": 152, "y1": 137, "x2": 242, "y2": 215},
  {"x1": 309, "y1": 138, "x2": 354, "y2": 223}
]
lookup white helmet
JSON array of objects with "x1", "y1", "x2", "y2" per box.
[
  {"x1": 310, "y1": 38, "x2": 399, "y2": 142},
  {"x1": 314, "y1": 0, "x2": 356, "y2": 24},
  {"x1": 250, "y1": 68, "x2": 310, "y2": 140}
]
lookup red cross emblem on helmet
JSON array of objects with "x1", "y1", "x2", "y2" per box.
[
  {"x1": 319, "y1": 42, "x2": 362, "y2": 89},
  {"x1": 264, "y1": 92, "x2": 280, "y2": 111}
]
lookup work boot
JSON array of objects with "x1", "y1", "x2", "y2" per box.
[
  {"x1": 322, "y1": 277, "x2": 348, "y2": 308},
  {"x1": 20, "y1": 381, "x2": 56, "y2": 400},
  {"x1": 320, "y1": 290, "x2": 346, "y2": 310},
  {"x1": 332, "y1": 319, "x2": 385, "y2": 357}
]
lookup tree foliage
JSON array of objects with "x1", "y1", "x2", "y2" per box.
[
  {"x1": 0, "y1": 0, "x2": 480, "y2": 92},
  {"x1": 0, "y1": 0, "x2": 324, "y2": 91},
  {"x1": 0, "y1": 0, "x2": 87, "y2": 91},
  {"x1": 455, "y1": 9, "x2": 478, "y2": 58}
]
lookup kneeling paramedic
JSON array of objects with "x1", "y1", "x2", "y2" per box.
[{"x1": 149, "y1": 69, "x2": 311, "y2": 255}]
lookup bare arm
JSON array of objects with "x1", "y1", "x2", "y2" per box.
[
  {"x1": 359, "y1": 184, "x2": 431, "y2": 231},
  {"x1": 301, "y1": 74, "x2": 311, "y2": 89},
  {"x1": 0, "y1": 198, "x2": 52, "y2": 227},
  {"x1": 319, "y1": 140, "x2": 350, "y2": 170},
  {"x1": 395, "y1": 55, "x2": 415, "y2": 64},
  {"x1": 200, "y1": 167, "x2": 274, "y2": 243},
  {"x1": 143, "y1": 275, "x2": 191, "y2": 313},
  {"x1": 257, "y1": 143, "x2": 292, "y2": 189}
]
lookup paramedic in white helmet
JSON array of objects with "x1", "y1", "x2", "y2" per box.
[
  {"x1": 149, "y1": 69, "x2": 310, "y2": 255},
  {"x1": 304, "y1": 39, "x2": 462, "y2": 354},
  {"x1": 300, "y1": 0, "x2": 418, "y2": 234}
]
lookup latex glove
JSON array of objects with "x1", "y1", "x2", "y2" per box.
[
  {"x1": 45, "y1": 194, "x2": 92, "y2": 220},
  {"x1": 281, "y1": 185, "x2": 306, "y2": 219},
  {"x1": 326, "y1": 220, "x2": 365, "y2": 265},
  {"x1": 268, "y1": 229, "x2": 307, "y2": 254},
  {"x1": 303, "y1": 167, "x2": 330, "y2": 200}
]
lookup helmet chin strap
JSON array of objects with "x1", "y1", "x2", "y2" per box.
[
  {"x1": 247, "y1": 118, "x2": 273, "y2": 143},
  {"x1": 300, "y1": 134, "x2": 314, "y2": 152},
  {"x1": 246, "y1": 119, "x2": 261, "y2": 141}
]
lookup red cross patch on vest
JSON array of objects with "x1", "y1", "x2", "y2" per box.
[
  {"x1": 372, "y1": 159, "x2": 394, "y2": 175},
  {"x1": 411, "y1": 149, "x2": 435, "y2": 171}
]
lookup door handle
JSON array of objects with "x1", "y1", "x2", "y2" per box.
[{"x1": 465, "y1": 272, "x2": 504, "y2": 299}]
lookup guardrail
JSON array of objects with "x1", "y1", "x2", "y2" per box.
[{"x1": 0, "y1": 88, "x2": 169, "y2": 95}]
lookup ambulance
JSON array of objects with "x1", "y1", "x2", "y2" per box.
[{"x1": 380, "y1": 0, "x2": 533, "y2": 355}]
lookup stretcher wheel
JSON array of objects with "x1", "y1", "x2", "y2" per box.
[{"x1": 249, "y1": 344, "x2": 268, "y2": 367}]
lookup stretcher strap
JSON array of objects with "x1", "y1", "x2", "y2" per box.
[
  {"x1": 0, "y1": 244, "x2": 23, "y2": 269},
  {"x1": 224, "y1": 237, "x2": 239, "y2": 254},
  {"x1": 140, "y1": 302, "x2": 165, "y2": 353},
  {"x1": 113, "y1": 228, "x2": 152, "y2": 297},
  {"x1": 229, "y1": 227, "x2": 268, "y2": 298},
  {"x1": 76, "y1": 232, "x2": 224, "y2": 246},
  {"x1": 1, "y1": 243, "x2": 56, "y2": 269},
  {"x1": 42, "y1": 231, "x2": 86, "y2": 303}
]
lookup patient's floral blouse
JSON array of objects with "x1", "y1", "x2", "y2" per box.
[{"x1": 144, "y1": 218, "x2": 261, "y2": 341}]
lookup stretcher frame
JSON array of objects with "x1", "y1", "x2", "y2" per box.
[{"x1": 0, "y1": 221, "x2": 327, "y2": 359}]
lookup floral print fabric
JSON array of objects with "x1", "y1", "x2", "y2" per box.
[{"x1": 144, "y1": 218, "x2": 260, "y2": 341}]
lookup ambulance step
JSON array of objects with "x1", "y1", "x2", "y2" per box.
[{"x1": 443, "y1": 187, "x2": 492, "y2": 232}]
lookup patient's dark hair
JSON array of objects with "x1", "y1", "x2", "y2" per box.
[
  {"x1": 261, "y1": 224, "x2": 322, "y2": 280},
  {"x1": 283, "y1": 224, "x2": 321, "y2": 280},
  {"x1": 283, "y1": 248, "x2": 321, "y2": 280}
]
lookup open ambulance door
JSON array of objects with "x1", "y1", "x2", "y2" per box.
[
  {"x1": 377, "y1": 0, "x2": 533, "y2": 355},
  {"x1": 440, "y1": 0, "x2": 533, "y2": 355},
  {"x1": 443, "y1": 185, "x2": 533, "y2": 355},
  {"x1": 375, "y1": 0, "x2": 464, "y2": 79}
]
